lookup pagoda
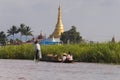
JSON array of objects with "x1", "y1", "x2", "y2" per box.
[{"x1": 49, "y1": 5, "x2": 64, "y2": 38}]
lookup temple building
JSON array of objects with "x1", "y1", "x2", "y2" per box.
[
  {"x1": 49, "y1": 5, "x2": 64, "y2": 38},
  {"x1": 39, "y1": 5, "x2": 64, "y2": 45},
  {"x1": 111, "y1": 36, "x2": 115, "y2": 43},
  {"x1": 37, "y1": 32, "x2": 45, "y2": 40}
]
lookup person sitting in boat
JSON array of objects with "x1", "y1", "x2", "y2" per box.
[
  {"x1": 66, "y1": 51, "x2": 73, "y2": 62},
  {"x1": 62, "y1": 53, "x2": 67, "y2": 62}
]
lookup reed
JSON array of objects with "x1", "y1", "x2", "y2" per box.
[
  {"x1": 0, "y1": 42, "x2": 120, "y2": 64},
  {"x1": 0, "y1": 44, "x2": 34, "y2": 59}
]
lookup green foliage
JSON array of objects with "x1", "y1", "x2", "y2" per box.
[
  {"x1": 7, "y1": 25, "x2": 19, "y2": 40},
  {"x1": 0, "y1": 42, "x2": 120, "y2": 64},
  {"x1": 60, "y1": 26, "x2": 82, "y2": 44},
  {"x1": 6, "y1": 24, "x2": 33, "y2": 42},
  {"x1": 0, "y1": 31, "x2": 6, "y2": 45},
  {"x1": 41, "y1": 43, "x2": 120, "y2": 64},
  {"x1": 0, "y1": 44, "x2": 34, "y2": 59},
  {"x1": 18, "y1": 24, "x2": 33, "y2": 41}
]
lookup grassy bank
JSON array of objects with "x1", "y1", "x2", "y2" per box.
[
  {"x1": 0, "y1": 44, "x2": 34, "y2": 59},
  {"x1": 0, "y1": 42, "x2": 120, "y2": 64}
]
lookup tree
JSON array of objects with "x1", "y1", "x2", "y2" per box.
[
  {"x1": 60, "y1": 26, "x2": 82, "y2": 44},
  {"x1": 24, "y1": 26, "x2": 33, "y2": 41},
  {"x1": 7, "y1": 25, "x2": 18, "y2": 40},
  {"x1": 0, "y1": 31, "x2": 6, "y2": 45},
  {"x1": 18, "y1": 24, "x2": 33, "y2": 41},
  {"x1": 18, "y1": 24, "x2": 26, "y2": 41}
]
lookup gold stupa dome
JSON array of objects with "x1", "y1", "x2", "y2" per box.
[{"x1": 49, "y1": 5, "x2": 64, "y2": 38}]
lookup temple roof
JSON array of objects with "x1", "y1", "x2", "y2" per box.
[{"x1": 38, "y1": 32, "x2": 45, "y2": 39}]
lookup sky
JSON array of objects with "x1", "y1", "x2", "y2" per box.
[{"x1": 0, "y1": 0, "x2": 120, "y2": 42}]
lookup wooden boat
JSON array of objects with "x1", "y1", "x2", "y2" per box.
[
  {"x1": 62, "y1": 60, "x2": 74, "y2": 63},
  {"x1": 42, "y1": 54, "x2": 62, "y2": 62},
  {"x1": 41, "y1": 54, "x2": 74, "y2": 63}
]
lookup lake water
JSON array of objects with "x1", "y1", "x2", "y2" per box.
[{"x1": 0, "y1": 59, "x2": 120, "y2": 80}]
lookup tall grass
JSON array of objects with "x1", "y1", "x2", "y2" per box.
[
  {"x1": 0, "y1": 42, "x2": 120, "y2": 64},
  {"x1": 0, "y1": 44, "x2": 34, "y2": 59}
]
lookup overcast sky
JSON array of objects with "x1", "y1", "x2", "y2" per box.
[{"x1": 1, "y1": 0, "x2": 120, "y2": 42}]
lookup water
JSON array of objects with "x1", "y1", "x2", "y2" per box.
[{"x1": 0, "y1": 59, "x2": 120, "y2": 80}]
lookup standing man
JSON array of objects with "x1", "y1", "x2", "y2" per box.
[{"x1": 34, "y1": 40, "x2": 42, "y2": 61}]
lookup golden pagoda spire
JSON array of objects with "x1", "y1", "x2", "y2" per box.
[{"x1": 49, "y1": 3, "x2": 64, "y2": 38}]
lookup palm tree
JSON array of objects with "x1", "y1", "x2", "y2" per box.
[
  {"x1": 18, "y1": 24, "x2": 33, "y2": 42},
  {"x1": 0, "y1": 31, "x2": 6, "y2": 45},
  {"x1": 7, "y1": 25, "x2": 18, "y2": 40},
  {"x1": 18, "y1": 24, "x2": 26, "y2": 41},
  {"x1": 0, "y1": 31, "x2": 6, "y2": 38},
  {"x1": 24, "y1": 26, "x2": 33, "y2": 41}
]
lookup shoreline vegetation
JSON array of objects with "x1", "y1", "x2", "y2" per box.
[{"x1": 0, "y1": 42, "x2": 120, "y2": 64}]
